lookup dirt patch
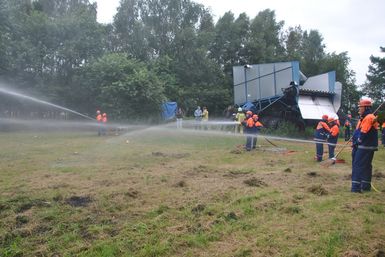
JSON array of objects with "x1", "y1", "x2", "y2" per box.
[
  {"x1": 371, "y1": 249, "x2": 385, "y2": 257},
  {"x1": 152, "y1": 151, "x2": 167, "y2": 157},
  {"x1": 151, "y1": 152, "x2": 189, "y2": 159},
  {"x1": 283, "y1": 168, "x2": 292, "y2": 173},
  {"x1": 373, "y1": 171, "x2": 385, "y2": 179},
  {"x1": 191, "y1": 204, "x2": 206, "y2": 214},
  {"x1": 124, "y1": 189, "x2": 139, "y2": 198},
  {"x1": 193, "y1": 165, "x2": 211, "y2": 173},
  {"x1": 223, "y1": 169, "x2": 253, "y2": 177},
  {"x1": 65, "y1": 196, "x2": 92, "y2": 207},
  {"x1": 243, "y1": 177, "x2": 267, "y2": 187},
  {"x1": 307, "y1": 185, "x2": 328, "y2": 196},
  {"x1": 16, "y1": 215, "x2": 29, "y2": 227},
  {"x1": 342, "y1": 250, "x2": 361, "y2": 257},
  {"x1": 174, "y1": 180, "x2": 187, "y2": 187},
  {"x1": 230, "y1": 145, "x2": 245, "y2": 154},
  {"x1": 307, "y1": 171, "x2": 319, "y2": 177}
]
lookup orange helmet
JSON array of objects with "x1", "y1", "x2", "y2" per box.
[
  {"x1": 246, "y1": 111, "x2": 253, "y2": 115},
  {"x1": 96, "y1": 110, "x2": 101, "y2": 114},
  {"x1": 322, "y1": 114, "x2": 328, "y2": 120},
  {"x1": 358, "y1": 99, "x2": 372, "y2": 107},
  {"x1": 252, "y1": 114, "x2": 258, "y2": 119},
  {"x1": 102, "y1": 113, "x2": 107, "y2": 117}
]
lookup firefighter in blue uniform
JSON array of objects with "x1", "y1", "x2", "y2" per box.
[
  {"x1": 351, "y1": 99, "x2": 379, "y2": 193},
  {"x1": 314, "y1": 114, "x2": 331, "y2": 162},
  {"x1": 327, "y1": 117, "x2": 339, "y2": 160},
  {"x1": 242, "y1": 111, "x2": 254, "y2": 151},
  {"x1": 252, "y1": 114, "x2": 263, "y2": 149}
]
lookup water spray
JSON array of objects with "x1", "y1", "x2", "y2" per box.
[{"x1": 0, "y1": 86, "x2": 95, "y2": 121}]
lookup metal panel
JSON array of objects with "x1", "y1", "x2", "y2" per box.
[
  {"x1": 302, "y1": 72, "x2": 333, "y2": 92},
  {"x1": 333, "y1": 82, "x2": 342, "y2": 111},
  {"x1": 298, "y1": 95, "x2": 337, "y2": 119},
  {"x1": 233, "y1": 61, "x2": 299, "y2": 105}
]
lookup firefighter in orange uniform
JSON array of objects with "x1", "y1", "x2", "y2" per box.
[
  {"x1": 242, "y1": 111, "x2": 254, "y2": 151},
  {"x1": 327, "y1": 117, "x2": 339, "y2": 160},
  {"x1": 252, "y1": 114, "x2": 264, "y2": 149},
  {"x1": 314, "y1": 114, "x2": 331, "y2": 161},
  {"x1": 351, "y1": 99, "x2": 379, "y2": 193},
  {"x1": 96, "y1": 110, "x2": 102, "y2": 136},
  {"x1": 101, "y1": 113, "x2": 108, "y2": 135}
]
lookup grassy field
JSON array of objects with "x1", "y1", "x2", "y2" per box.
[{"x1": 0, "y1": 126, "x2": 384, "y2": 257}]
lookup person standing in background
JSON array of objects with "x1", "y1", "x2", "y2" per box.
[
  {"x1": 175, "y1": 107, "x2": 184, "y2": 129},
  {"x1": 202, "y1": 107, "x2": 209, "y2": 130},
  {"x1": 101, "y1": 112, "x2": 108, "y2": 135},
  {"x1": 194, "y1": 106, "x2": 202, "y2": 130},
  {"x1": 252, "y1": 114, "x2": 263, "y2": 149},
  {"x1": 314, "y1": 114, "x2": 331, "y2": 162},
  {"x1": 235, "y1": 107, "x2": 246, "y2": 134},
  {"x1": 96, "y1": 110, "x2": 102, "y2": 136},
  {"x1": 344, "y1": 114, "x2": 352, "y2": 141},
  {"x1": 327, "y1": 117, "x2": 340, "y2": 161}
]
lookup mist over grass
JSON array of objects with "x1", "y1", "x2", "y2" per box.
[{"x1": 0, "y1": 129, "x2": 384, "y2": 256}]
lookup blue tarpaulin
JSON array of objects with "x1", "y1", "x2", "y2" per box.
[
  {"x1": 162, "y1": 102, "x2": 177, "y2": 120},
  {"x1": 242, "y1": 102, "x2": 256, "y2": 112}
]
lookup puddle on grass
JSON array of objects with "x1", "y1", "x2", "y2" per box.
[{"x1": 65, "y1": 196, "x2": 92, "y2": 207}]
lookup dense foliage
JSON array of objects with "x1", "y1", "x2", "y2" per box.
[{"x1": 0, "y1": 0, "x2": 366, "y2": 120}]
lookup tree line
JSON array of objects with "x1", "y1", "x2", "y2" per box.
[{"x1": 0, "y1": 0, "x2": 383, "y2": 121}]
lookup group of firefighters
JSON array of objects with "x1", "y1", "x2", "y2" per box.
[
  {"x1": 234, "y1": 98, "x2": 385, "y2": 193},
  {"x1": 96, "y1": 110, "x2": 108, "y2": 136},
  {"x1": 233, "y1": 107, "x2": 264, "y2": 151},
  {"x1": 315, "y1": 99, "x2": 385, "y2": 193},
  {"x1": 95, "y1": 99, "x2": 385, "y2": 193}
]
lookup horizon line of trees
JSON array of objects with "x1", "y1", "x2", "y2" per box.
[{"x1": 0, "y1": 0, "x2": 383, "y2": 121}]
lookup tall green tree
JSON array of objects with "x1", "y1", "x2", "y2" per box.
[
  {"x1": 321, "y1": 52, "x2": 360, "y2": 113},
  {"x1": 301, "y1": 30, "x2": 325, "y2": 76},
  {"x1": 363, "y1": 46, "x2": 385, "y2": 103},
  {"x1": 76, "y1": 53, "x2": 166, "y2": 119},
  {"x1": 283, "y1": 26, "x2": 303, "y2": 62},
  {"x1": 246, "y1": 9, "x2": 284, "y2": 65}
]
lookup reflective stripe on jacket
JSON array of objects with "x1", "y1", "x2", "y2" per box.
[{"x1": 357, "y1": 113, "x2": 378, "y2": 150}]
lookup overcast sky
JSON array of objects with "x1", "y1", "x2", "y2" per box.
[{"x1": 94, "y1": 0, "x2": 385, "y2": 85}]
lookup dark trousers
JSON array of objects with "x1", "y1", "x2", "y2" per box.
[
  {"x1": 252, "y1": 134, "x2": 258, "y2": 149},
  {"x1": 345, "y1": 127, "x2": 351, "y2": 141},
  {"x1": 328, "y1": 137, "x2": 338, "y2": 159},
  {"x1": 315, "y1": 140, "x2": 325, "y2": 161},
  {"x1": 351, "y1": 149, "x2": 375, "y2": 192},
  {"x1": 246, "y1": 134, "x2": 254, "y2": 151},
  {"x1": 382, "y1": 129, "x2": 385, "y2": 146}
]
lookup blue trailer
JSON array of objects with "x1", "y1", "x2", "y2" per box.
[{"x1": 233, "y1": 61, "x2": 342, "y2": 129}]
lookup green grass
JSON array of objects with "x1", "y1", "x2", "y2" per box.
[{"x1": 0, "y1": 129, "x2": 385, "y2": 256}]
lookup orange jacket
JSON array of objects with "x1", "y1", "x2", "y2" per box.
[
  {"x1": 254, "y1": 121, "x2": 263, "y2": 128},
  {"x1": 316, "y1": 121, "x2": 331, "y2": 132},
  {"x1": 246, "y1": 117, "x2": 254, "y2": 128},
  {"x1": 382, "y1": 122, "x2": 385, "y2": 129},
  {"x1": 360, "y1": 114, "x2": 378, "y2": 133},
  {"x1": 330, "y1": 124, "x2": 339, "y2": 137},
  {"x1": 102, "y1": 116, "x2": 107, "y2": 123},
  {"x1": 96, "y1": 114, "x2": 102, "y2": 122}
]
